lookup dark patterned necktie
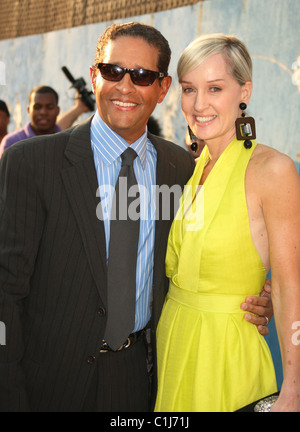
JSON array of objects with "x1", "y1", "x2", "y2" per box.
[{"x1": 104, "y1": 147, "x2": 140, "y2": 350}]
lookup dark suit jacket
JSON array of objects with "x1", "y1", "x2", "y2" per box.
[{"x1": 0, "y1": 117, "x2": 195, "y2": 411}]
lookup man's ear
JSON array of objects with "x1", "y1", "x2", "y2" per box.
[
  {"x1": 90, "y1": 66, "x2": 98, "y2": 94},
  {"x1": 158, "y1": 76, "x2": 172, "y2": 104}
]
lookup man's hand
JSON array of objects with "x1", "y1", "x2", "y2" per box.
[
  {"x1": 57, "y1": 93, "x2": 91, "y2": 131},
  {"x1": 240, "y1": 279, "x2": 273, "y2": 336}
]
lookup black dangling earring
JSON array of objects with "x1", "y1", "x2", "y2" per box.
[
  {"x1": 235, "y1": 102, "x2": 256, "y2": 149},
  {"x1": 188, "y1": 126, "x2": 198, "y2": 153}
]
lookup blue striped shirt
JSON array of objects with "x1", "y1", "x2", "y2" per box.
[{"x1": 90, "y1": 111, "x2": 157, "y2": 331}]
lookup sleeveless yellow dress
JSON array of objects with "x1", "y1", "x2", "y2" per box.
[{"x1": 155, "y1": 138, "x2": 277, "y2": 412}]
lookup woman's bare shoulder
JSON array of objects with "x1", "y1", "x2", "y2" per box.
[
  {"x1": 247, "y1": 143, "x2": 300, "y2": 203},
  {"x1": 250, "y1": 143, "x2": 297, "y2": 176}
]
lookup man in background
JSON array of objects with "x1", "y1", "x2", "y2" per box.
[
  {"x1": 0, "y1": 85, "x2": 90, "y2": 157},
  {"x1": 0, "y1": 100, "x2": 10, "y2": 143}
]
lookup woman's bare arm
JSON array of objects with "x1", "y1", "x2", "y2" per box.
[{"x1": 260, "y1": 152, "x2": 300, "y2": 411}]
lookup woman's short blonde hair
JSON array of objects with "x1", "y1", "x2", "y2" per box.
[{"x1": 177, "y1": 33, "x2": 252, "y2": 86}]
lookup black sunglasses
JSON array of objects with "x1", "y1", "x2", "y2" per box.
[{"x1": 97, "y1": 63, "x2": 166, "y2": 86}]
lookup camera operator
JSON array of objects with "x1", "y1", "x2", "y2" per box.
[
  {"x1": 0, "y1": 85, "x2": 92, "y2": 158},
  {"x1": 57, "y1": 93, "x2": 91, "y2": 130},
  {"x1": 58, "y1": 66, "x2": 95, "y2": 129}
]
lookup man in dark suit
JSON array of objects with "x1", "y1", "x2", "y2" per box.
[{"x1": 0, "y1": 22, "x2": 272, "y2": 412}]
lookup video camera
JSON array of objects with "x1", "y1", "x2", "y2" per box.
[{"x1": 62, "y1": 66, "x2": 95, "y2": 111}]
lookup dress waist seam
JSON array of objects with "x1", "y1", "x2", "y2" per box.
[{"x1": 168, "y1": 281, "x2": 252, "y2": 314}]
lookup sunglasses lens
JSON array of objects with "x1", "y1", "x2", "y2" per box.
[
  {"x1": 99, "y1": 64, "x2": 125, "y2": 81},
  {"x1": 131, "y1": 69, "x2": 156, "y2": 86}
]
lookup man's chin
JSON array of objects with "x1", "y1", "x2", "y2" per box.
[{"x1": 33, "y1": 124, "x2": 56, "y2": 135}]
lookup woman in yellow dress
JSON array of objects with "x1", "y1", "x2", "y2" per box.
[{"x1": 155, "y1": 34, "x2": 300, "y2": 412}]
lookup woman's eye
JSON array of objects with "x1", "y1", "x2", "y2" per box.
[
  {"x1": 182, "y1": 87, "x2": 194, "y2": 93},
  {"x1": 210, "y1": 86, "x2": 221, "y2": 93}
]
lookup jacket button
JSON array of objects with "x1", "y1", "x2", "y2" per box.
[
  {"x1": 87, "y1": 355, "x2": 96, "y2": 364},
  {"x1": 97, "y1": 307, "x2": 106, "y2": 316}
]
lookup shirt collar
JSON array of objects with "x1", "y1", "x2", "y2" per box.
[
  {"x1": 91, "y1": 110, "x2": 147, "y2": 168},
  {"x1": 25, "y1": 122, "x2": 61, "y2": 138},
  {"x1": 25, "y1": 122, "x2": 38, "y2": 138}
]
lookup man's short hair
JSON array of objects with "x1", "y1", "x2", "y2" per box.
[
  {"x1": 94, "y1": 22, "x2": 171, "y2": 77},
  {"x1": 28, "y1": 85, "x2": 59, "y2": 105},
  {"x1": 0, "y1": 100, "x2": 10, "y2": 117}
]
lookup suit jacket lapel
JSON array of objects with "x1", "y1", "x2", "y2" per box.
[
  {"x1": 148, "y1": 133, "x2": 177, "y2": 291},
  {"x1": 149, "y1": 134, "x2": 177, "y2": 253},
  {"x1": 61, "y1": 117, "x2": 107, "y2": 305}
]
